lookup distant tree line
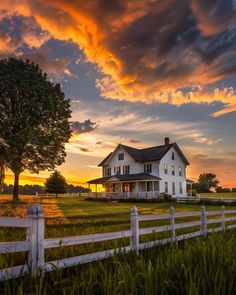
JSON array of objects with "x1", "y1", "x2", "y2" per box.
[
  {"x1": 189, "y1": 173, "x2": 236, "y2": 195},
  {"x1": 1, "y1": 183, "x2": 90, "y2": 195}
]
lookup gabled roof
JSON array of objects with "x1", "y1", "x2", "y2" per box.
[
  {"x1": 99, "y1": 142, "x2": 189, "y2": 166},
  {"x1": 88, "y1": 173, "x2": 162, "y2": 184}
]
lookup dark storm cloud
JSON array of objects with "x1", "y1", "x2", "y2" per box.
[
  {"x1": 71, "y1": 120, "x2": 98, "y2": 135},
  {"x1": 1, "y1": 0, "x2": 236, "y2": 112}
]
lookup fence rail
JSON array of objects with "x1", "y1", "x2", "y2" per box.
[{"x1": 0, "y1": 204, "x2": 236, "y2": 281}]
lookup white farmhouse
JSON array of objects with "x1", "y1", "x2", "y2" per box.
[{"x1": 88, "y1": 137, "x2": 189, "y2": 198}]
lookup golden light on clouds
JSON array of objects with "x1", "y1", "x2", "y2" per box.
[{"x1": 0, "y1": 0, "x2": 236, "y2": 115}]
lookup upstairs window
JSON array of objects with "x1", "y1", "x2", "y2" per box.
[
  {"x1": 123, "y1": 165, "x2": 130, "y2": 174},
  {"x1": 118, "y1": 153, "x2": 124, "y2": 161},
  {"x1": 144, "y1": 163, "x2": 152, "y2": 174},
  {"x1": 164, "y1": 164, "x2": 168, "y2": 174},
  {"x1": 171, "y1": 166, "x2": 175, "y2": 176},
  {"x1": 179, "y1": 167, "x2": 182, "y2": 176},
  {"x1": 114, "y1": 166, "x2": 121, "y2": 175},
  {"x1": 105, "y1": 167, "x2": 111, "y2": 177},
  {"x1": 172, "y1": 152, "x2": 175, "y2": 160}
]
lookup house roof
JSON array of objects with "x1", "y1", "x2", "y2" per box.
[
  {"x1": 87, "y1": 173, "x2": 162, "y2": 184},
  {"x1": 98, "y1": 142, "x2": 189, "y2": 166}
]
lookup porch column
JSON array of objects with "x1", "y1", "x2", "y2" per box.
[
  {"x1": 88, "y1": 183, "x2": 90, "y2": 194},
  {"x1": 136, "y1": 181, "x2": 138, "y2": 198},
  {"x1": 152, "y1": 181, "x2": 154, "y2": 198},
  {"x1": 191, "y1": 183, "x2": 193, "y2": 197},
  {"x1": 145, "y1": 181, "x2": 147, "y2": 198},
  {"x1": 95, "y1": 184, "x2": 97, "y2": 198}
]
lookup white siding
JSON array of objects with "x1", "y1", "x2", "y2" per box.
[
  {"x1": 101, "y1": 144, "x2": 187, "y2": 197},
  {"x1": 159, "y1": 146, "x2": 187, "y2": 197},
  {"x1": 103, "y1": 147, "x2": 160, "y2": 177}
]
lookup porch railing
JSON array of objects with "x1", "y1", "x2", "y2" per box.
[{"x1": 89, "y1": 191, "x2": 160, "y2": 199}]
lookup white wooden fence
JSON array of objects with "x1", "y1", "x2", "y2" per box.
[{"x1": 1, "y1": 204, "x2": 236, "y2": 281}]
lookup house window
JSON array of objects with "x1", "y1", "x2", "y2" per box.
[
  {"x1": 179, "y1": 167, "x2": 182, "y2": 176},
  {"x1": 172, "y1": 182, "x2": 175, "y2": 195},
  {"x1": 123, "y1": 165, "x2": 130, "y2": 174},
  {"x1": 144, "y1": 163, "x2": 152, "y2": 174},
  {"x1": 179, "y1": 182, "x2": 183, "y2": 194},
  {"x1": 118, "y1": 153, "x2": 124, "y2": 161},
  {"x1": 147, "y1": 181, "x2": 154, "y2": 192},
  {"x1": 165, "y1": 182, "x2": 168, "y2": 193},
  {"x1": 114, "y1": 166, "x2": 121, "y2": 175},
  {"x1": 105, "y1": 167, "x2": 111, "y2": 176},
  {"x1": 164, "y1": 164, "x2": 168, "y2": 174},
  {"x1": 171, "y1": 166, "x2": 175, "y2": 176},
  {"x1": 172, "y1": 152, "x2": 175, "y2": 160}
]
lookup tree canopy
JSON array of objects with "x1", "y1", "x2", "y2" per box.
[
  {"x1": 45, "y1": 170, "x2": 68, "y2": 196},
  {"x1": 195, "y1": 173, "x2": 219, "y2": 193},
  {"x1": 0, "y1": 58, "x2": 72, "y2": 200}
]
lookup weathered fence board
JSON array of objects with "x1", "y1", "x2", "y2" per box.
[
  {"x1": 0, "y1": 216, "x2": 32, "y2": 228},
  {"x1": 45, "y1": 230, "x2": 131, "y2": 249},
  {"x1": 44, "y1": 246, "x2": 131, "y2": 272},
  {"x1": 0, "y1": 241, "x2": 30, "y2": 253}
]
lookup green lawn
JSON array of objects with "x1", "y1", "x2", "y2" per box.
[
  {"x1": 197, "y1": 192, "x2": 236, "y2": 198},
  {"x1": 0, "y1": 195, "x2": 236, "y2": 294}
]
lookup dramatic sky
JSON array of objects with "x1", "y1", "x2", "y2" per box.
[{"x1": 1, "y1": 0, "x2": 236, "y2": 188}]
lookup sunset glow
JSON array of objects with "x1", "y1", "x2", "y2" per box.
[{"x1": 1, "y1": 0, "x2": 236, "y2": 188}]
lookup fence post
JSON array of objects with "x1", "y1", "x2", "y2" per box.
[
  {"x1": 169, "y1": 207, "x2": 176, "y2": 241},
  {"x1": 130, "y1": 206, "x2": 139, "y2": 253},
  {"x1": 221, "y1": 205, "x2": 225, "y2": 231},
  {"x1": 27, "y1": 204, "x2": 45, "y2": 277},
  {"x1": 200, "y1": 205, "x2": 207, "y2": 236}
]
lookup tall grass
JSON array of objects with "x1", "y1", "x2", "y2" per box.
[{"x1": 1, "y1": 230, "x2": 236, "y2": 295}]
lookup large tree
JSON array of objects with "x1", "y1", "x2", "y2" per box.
[
  {"x1": 0, "y1": 58, "x2": 72, "y2": 200},
  {"x1": 0, "y1": 138, "x2": 8, "y2": 192},
  {"x1": 195, "y1": 173, "x2": 219, "y2": 193},
  {"x1": 45, "y1": 170, "x2": 68, "y2": 197}
]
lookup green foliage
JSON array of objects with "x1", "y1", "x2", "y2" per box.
[
  {"x1": 0, "y1": 138, "x2": 8, "y2": 192},
  {"x1": 195, "y1": 173, "x2": 219, "y2": 193},
  {"x1": 0, "y1": 58, "x2": 72, "y2": 199},
  {"x1": 1, "y1": 231, "x2": 236, "y2": 294},
  {"x1": 45, "y1": 170, "x2": 68, "y2": 196},
  {"x1": 216, "y1": 186, "x2": 231, "y2": 193},
  {"x1": 187, "y1": 189, "x2": 197, "y2": 196},
  {"x1": 159, "y1": 192, "x2": 173, "y2": 202}
]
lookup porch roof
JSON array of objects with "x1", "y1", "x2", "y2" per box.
[{"x1": 88, "y1": 173, "x2": 162, "y2": 184}]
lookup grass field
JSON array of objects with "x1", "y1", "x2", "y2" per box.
[
  {"x1": 1, "y1": 230, "x2": 236, "y2": 294},
  {"x1": 197, "y1": 192, "x2": 236, "y2": 198},
  {"x1": 0, "y1": 195, "x2": 236, "y2": 294}
]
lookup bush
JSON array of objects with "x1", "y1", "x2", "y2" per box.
[
  {"x1": 159, "y1": 192, "x2": 173, "y2": 202},
  {"x1": 85, "y1": 196, "x2": 177, "y2": 203},
  {"x1": 84, "y1": 197, "x2": 109, "y2": 202},
  {"x1": 187, "y1": 189, "x2": 197, "y2": 196},
  {"x1": 119, "y1": 198, "x2": 164, "y2": 203}
]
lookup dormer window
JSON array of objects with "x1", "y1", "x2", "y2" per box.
[
  {"x1": 172, "y1": 152, "x2": 175, "y2": 160},
  {"x1": 118, "y1": 153, "x2": 124, "y2": 161}
]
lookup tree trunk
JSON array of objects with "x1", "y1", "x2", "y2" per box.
[{"x1": 13, "y1": 173, "x2": 20, "y2": 201}]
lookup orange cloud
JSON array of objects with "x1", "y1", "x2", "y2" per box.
[{"x1": 1, "y1": 0, "x2": 236, "y2": 115}]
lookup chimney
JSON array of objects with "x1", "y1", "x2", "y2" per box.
[{"x1": 164, "y1": 137, "x2": 170, "y2": 145}]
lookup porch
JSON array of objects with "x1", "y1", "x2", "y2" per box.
[{"x1": 88, "y1": 173, "x2": 161, "y2": 199}]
